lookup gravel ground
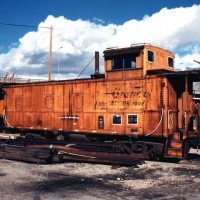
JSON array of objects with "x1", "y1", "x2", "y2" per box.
[{"x1": 0, "y1": 150, "x2": 200, "y2": 200}]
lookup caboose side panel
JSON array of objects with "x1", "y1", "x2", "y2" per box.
[
  {"x1": 143, "y1": 77, "x2": 163, "y2": 137},
  {"x1": 32, "y1": 84, "x2": 55, "y2": 130},
  {"x1": 82, "y1": 81, "x2": 96, "y2": 131},
  {"x1": 6, "y1": 87, "x2": 23, "y2": 128},
  {"x1": 33, "y1": 85, "x2": 46, "y2": 129},
  {"x1": 23, "y1": 86, "x2": 34, "y2": 128},
  {"x1": 93, "y1": 81, "x2": 131, "y2": 134},
  {"x1": 166, "y1": 74, "x2": 199, "y2": 133},
  {"x1": 164, "y1": 77, "x2": 178, "y2": 136},
  {"x1": 144, "y1": 46, "x2": 174, "y2": 73},
  {"x1": 54, "y1": 84, "x2": 64, "y2": 131}
]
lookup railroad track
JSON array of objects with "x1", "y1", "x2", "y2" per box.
[
  {"x1": 0, "y1": 137, "x2": 148, "y2": 166},
  {"x1": 1, "y1": 137, "x2": 200, "y2": 166}
]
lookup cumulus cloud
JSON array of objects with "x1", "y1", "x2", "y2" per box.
[{"x1": 0, "y1": 5, "x2": 200, "y2": 80}]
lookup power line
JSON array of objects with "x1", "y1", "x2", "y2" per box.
[
  {"x1": 0, "y1": 22, "x2": 53, "y2": 81},
  {"x1": 0, "y1": 22, "x2": 50, "y2": 29},
  {"x1": 76, "y1": 56, "x2": 95, "y2": 79},
  {"x1": 0, "y1": 22, "x2": 37, "y2": 28}
]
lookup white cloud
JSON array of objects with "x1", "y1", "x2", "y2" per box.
[
  {"x1": 0, "y1": 5, "x2": 200, "y2": 79},
  {"x1": 175, "y1": 43, "x2": 200, "y2": 70}
]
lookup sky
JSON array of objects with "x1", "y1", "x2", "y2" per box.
[{"x1": 0, "y1": 0, "x2": 200, "y2": 80}]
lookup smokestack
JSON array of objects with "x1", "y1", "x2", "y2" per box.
[
  {"x1": 95, "y1": 51, "x2": 99, "y2": 74},
  {"x1": 91, "y1": 51, "x2": 104, "y2": 79}
]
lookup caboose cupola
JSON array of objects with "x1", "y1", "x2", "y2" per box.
[{"x1": 103, "y1": 44, "x2": 175, "y2": 80}]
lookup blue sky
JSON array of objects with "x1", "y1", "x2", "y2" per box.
[
  {"x1": 0, "y1": 0, "x2": 198, "y2": 51},
  {"x1": 0, "y1": 0, "x2": 200, "y2": 79}
]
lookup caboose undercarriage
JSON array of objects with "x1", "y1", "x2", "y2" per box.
[{"x1": 0, "y1": 125, "x2": 198, "y2": 162}]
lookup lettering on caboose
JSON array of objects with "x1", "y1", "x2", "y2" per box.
[{"x1": 95, "y1": 86, "x2": 151, "y2": 110}]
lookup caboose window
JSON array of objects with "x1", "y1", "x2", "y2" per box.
[
  {"x1": 147, "y1": 50, "x2": 154, "y2": 63},
  {"x1": 112, "y1": 115, "x2": 122, "y2": 125},
  {"x1": 127, "y1": 114, "x2": 138, "y2": 125},
  {"x1": 98, "y1": 116, "x2": 104, "y2": 129},
  {"x1": 111, "y1": 54, "x2": 136, "y2": 70},
  {"x1": 168, "y1": 57, "x2": 174, "y2": 68},
  {"x1": 112, "y1": 57, "x2": 123, "y2": 70}
]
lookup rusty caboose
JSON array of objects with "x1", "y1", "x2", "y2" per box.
[{"x1": 0, "y1": 44, "x2": 200, "y2": 160}]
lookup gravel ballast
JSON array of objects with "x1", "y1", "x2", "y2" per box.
[{"x1": 0, "y1": 151, "x2": 200, "y2": 200}]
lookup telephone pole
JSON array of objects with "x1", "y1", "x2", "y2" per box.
[{"x1": 48, "y1": 26, "x2": 53, "y2": 81}]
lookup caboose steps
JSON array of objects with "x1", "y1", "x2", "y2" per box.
[
  {"x1": 168, "y1": 140, "x2": 183, "y2": 149},
  {"x1": 171, "y1": 132, "x2": 187, "y2": 140},
  {"x1": 165, "y1": 147, "x2": 183, "y2": 158},
  {"x1": 164, "y1": 134, "x2": 189, "y2": 159}
]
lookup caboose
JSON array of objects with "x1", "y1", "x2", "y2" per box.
[{"x1": 0, "y1": 43, "x2": 200, "y2": 160}]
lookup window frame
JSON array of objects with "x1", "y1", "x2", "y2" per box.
[
  {"x1": 98, "y1": 116, "x2": 104, "y2": 129},
  {"x1": 168, "y1": 56, "x2": 174, "y2": 68},
  {"x1": 127, "y1": 114, "x2": 138, "y2": 125},
  {"x1": 147, "y1": 50, "x2": 154, "y2": 63},
  {"x1": 111, "y1": 54, "x2": 137, "y2": 70},
  {"x1": 112, "y1": 114, "x2": 122, "y2": 125}
]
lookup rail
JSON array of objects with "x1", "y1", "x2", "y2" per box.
[{"x1": 0, "y1": 138, "x2": 148, "y2": 166}]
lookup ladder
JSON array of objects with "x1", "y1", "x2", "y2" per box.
[{"x1": 164, "y1": 132, "x2": 189, "y2": 159}]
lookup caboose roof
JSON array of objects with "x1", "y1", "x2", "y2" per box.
[
  {"x1": 103, "y1": 43, "x2": 173, "y2": 57},
  {"x1": 158, "y1": 69, "x2": 200, "y2": 82},
  {"x1": 103, "y1": 44, "x2": 146, "y2": 57}
]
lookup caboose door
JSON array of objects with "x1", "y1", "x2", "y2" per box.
[
  {"x1": 62, "y1": 83, "x2": 84, "y2": 132},
  {"x1": 54, "y1": 84, "x2": 65, "y2": 131},
  {"x1": 54, "y1": 83, "x2": 74, "y2": 132},
  {"x1": 62, "y1": 84, "x2": 74, "y2": 131},
  {"x1": 166, "y1": 81, "x2": 178, "y2": 133}
]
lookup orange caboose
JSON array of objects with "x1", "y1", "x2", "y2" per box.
[{"x1": 1, "y1": 44, "x2": 200, "y2": 160}]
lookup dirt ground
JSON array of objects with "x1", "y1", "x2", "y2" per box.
[{"x1": 0, "y1": 150, "x2": 200, "y2": 200}]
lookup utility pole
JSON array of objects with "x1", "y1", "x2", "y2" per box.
[{"x1": 48, "y1": 26, "x2": 53, "y2": 81}]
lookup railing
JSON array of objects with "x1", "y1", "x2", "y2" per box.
[{"x1": 0, "y1": 77, "x2": 44, "y2": 83}]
